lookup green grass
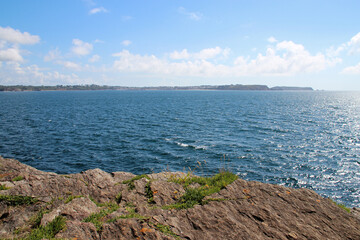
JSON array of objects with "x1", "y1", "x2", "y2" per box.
[
  {"x1": 12, "y1": 176, "x2": 24, "y2": 182},
  {"x1": 0, "y1": 184, "x2": 10, "y2": 190},
  {"x1": 330, "y1": 199, "x2": 351, "y2": 213},
  {"x1": 153, "y1": 223, "x2": 181, "y2": 240},
  {"x1": 107, "y1": 212, "x2": 149, "y2": 223},
  {"x1": 64, "y1": 195, "x2": 83, "y2": 204},
  {"x1": 145, "y1": 181, "x2": 155, "y2": 204},
  {"x1": 165, "y1": 171, "x2": 238, "y2": 209},
  {"x1": 29, "y1": 209, "x2": 49, "y2": 228},
  {"x1": 115, "y1": 192, "x2": 122, "y2": 204},
  {"x1": 0, "y1": 195, "x2": 38, "y2": 206},
  {"x1": 122, "y1": 174, "x2": 150, "y2": 190},
  {"x1": 26, "y1": 215, "x2": 66, "y2": 240},
  {"x1": 83, "y1": 200, "x2": 119, "y2": 232}
]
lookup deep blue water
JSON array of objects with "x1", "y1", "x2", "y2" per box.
[{"x1": 0, "y1": 90, "x2": 359, "y2": 207}]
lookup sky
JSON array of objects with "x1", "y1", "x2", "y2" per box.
[{"x1": 0, "y1": 0, "x2": 360, "y2": 90}]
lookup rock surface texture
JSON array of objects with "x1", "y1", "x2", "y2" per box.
[{"x1": 0, "y1": 156, "x2": 359, "y2": 239}]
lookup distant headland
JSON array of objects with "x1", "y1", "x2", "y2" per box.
[{"x1": 0, "y1": 84, "x2": 313, "y2": 92}]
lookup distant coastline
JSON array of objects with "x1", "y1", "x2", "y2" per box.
[{"x1": 0, "y1": 84, "x2": 313, "y2": 92}]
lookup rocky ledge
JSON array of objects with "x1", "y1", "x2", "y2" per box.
[{"x1": 0, "y1": 156, "x2": 359, "y2": 240}]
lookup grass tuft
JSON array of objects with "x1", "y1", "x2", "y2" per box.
[
  {"x1": 64, "y1": 195, "x2": 83, "y2": 204},
  {"x1": 0, "y1": 195, "x2": 38, "y2": 206},
  {"x1": 115, "y1": 192, "x2": 122, "y2": 204},
  {"x1": 83, "y1": 200, "x2": 119, "y2": 232},
  {"x1": 26, "y1": 215, "x2": 66, "y2": 240},
  {"x1": 153, "y1": 223, "x2": 181, "y2": 240},
  {"x1": 0, "y1": 184, "x2": 10, "y2": 190},
  {"x1": 29, "y1": 209, "x2": 49, "y2": 228},
  {"x1": 145, "y1": 181, "x2": 155, "y2": 204},
  {"x1": 330, "y1": 199, "x2": 351, "y2": 213},
  {"x1": 165, "y1": 171, "x2": 237, "y2": 209},
  {"x1": 122, "y1": 174, "x2": 150, "y2": 190},
  {"x1": 12, "y1": 176, "x2": 24, "y2": 182}
]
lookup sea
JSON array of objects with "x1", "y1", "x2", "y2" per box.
[{"x1": 0, "y1": 90, "x2": 359, "y2": 207}]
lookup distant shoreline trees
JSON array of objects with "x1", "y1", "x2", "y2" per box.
[{"x1": 0, "y1": 84, "x2": 313, "y2": 92}]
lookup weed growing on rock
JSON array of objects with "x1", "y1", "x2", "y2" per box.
[
  {"x1": 64, "y1": 195, "x2": 83, "y2": 204},
  {"x1": 29, "y1": 209, "x2": 49, "y2": 228},
  {"x1": 83, "y1": 200, "x2": 119, "y2": 232},
  {"x1": 12, "y1": 176, "x2": 24, "y2": 182},
  {"x1": 123, "y1": 174, "x2": 150, "y2": 190},
  {"x1": 145, "y1": 181, "x2": 155, "y2": 204},
  {"x1": 0, "y1": 184, "x2": 10, "y2": 190},
  {"x1": 0, "y1": 195, "x2": 38, "y2": 206},
  {"x1": 165, "y1": 171, "x2": 238, "y2": 209},
  {"x1": 26, "y1": 215, "x2": 65, "y2": 240},
  {"x1": 330, "y1": 199, "x2": 351, "y2": 213},
  {"x1": 152, "y1": 223, "x2": 181, "y2": 240},
  {"x1": 115, "y1": 192, "x2": 122, "y2": 203}
]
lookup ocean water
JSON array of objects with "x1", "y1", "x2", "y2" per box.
[{"x1": 0, "y1": 90, "x2": 359, "y2": 207}]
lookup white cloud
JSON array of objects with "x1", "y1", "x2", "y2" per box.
[
  {"x1": 0, "y1": 26, "x2": 40, "y2": 45},
  {"x1": 0, "y1": 26, "x2": 40, "y2": 63},
  {"x1": 71, "y1": 39, "x2": 93, "y2": 56},
  {"x1": 89, "y1": 54, "x2": 100, "y2": 63},
  {"x1": 89, "y1": 7, "x2": 108, "y2": 15},
  {"x1": 234, "y1": 41, "x2": 340, "y2": 76},
  {"x1": 267, "y1": 36, "x2": 277, "y2": 43},
  {"x1": 0, "y1": 62, "x2": 83, "y2": 85},
  {"x1": 0, "y1": 47, "x2": 23, "y2": 62},
  {"x1": 347, "y1": 32, "x2": 360, "y2": 54},
  {"x1": 170, "y1": 49, "x2": 190, "y2": 60},
  {"x1": 178, "y1": 7, "x2": 202, "y2": 21},
  {"x1": 122, "y1": 40, "x2": 132, "y2": 46},
  {"x1": 341, "y1": 62, "x2": 360, "y2": 74},
  {"x1": 195, "y1": 47, "x2": 230, "y2": 59},
  {"x1": 170, "y1": 47, "x2": 230, "y2": 60},
  {"x1": 44, "y1": 48, "x2": 61, "y2": 62},
  {"x1": 326, "y1": 32, "x2": 360, "y2": 57},
  {"x1": 94, "y1": 39, "x2": 104, "y2": 44},
  {"x1": 112, "y1": 41, "x2": 338, "y2": 78},
  {"x1": 57, "y1": 60, "x2": 82, "y2": 71}
]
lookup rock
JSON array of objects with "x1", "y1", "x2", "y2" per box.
[
  {"x1": 41, "y1": 197, "x2": 98, "y2": 225},
  {"x1": 1, "y1": 156, "x2": 360, "y2": 240},
  {"x1": 56, "y1": 221, "x2": 100, "y2": 240}
]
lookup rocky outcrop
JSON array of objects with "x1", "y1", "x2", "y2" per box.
[{"x1": 0, "y1": 156, "x2": 359, "y2": 239}]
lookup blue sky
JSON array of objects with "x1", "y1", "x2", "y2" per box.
[{"x1": 0, "y1": 0, "x2": 360, "y2": 90}]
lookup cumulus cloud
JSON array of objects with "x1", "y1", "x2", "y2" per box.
[
  {"x1": 347, "y1": 32, "x2": 360, "y2": 54},
  {"x1": 44, "y1": 48, "x2": 61, "y2": 62},
  {"x1": 112, "y1": 41, "x2": 338, "y2": 78},
  {"x1": 267, "y1": 36, "x2": 277, "y2": 43},
  {"x1": 89, "y1": 54, "x2": 100, "y2": 63},
  {"x1": 178, "y1": 7, "x2": 202, "y2": 21},
  {"x1": 89, "y1": 7, "x2": 108, "y2": 14},
  {"x1": 326, "y1": 32, "x2": 360, "y2": 57},
  {"x1": 341, "y1": 62, "x2": 360, "y2": 74},
  {"x1": 0, "y1": 26, "x2": 40, "y2": 45},
  {"x1": 0, "y1": 48, "x2": 23, "y2": 62},
  {"x1": 170, "y1": 47, "x2": 230, "y2": 60},
  {"x1": 121, "y1": 40, "x2": 132, "y2": 46},
  {"x1": 0, "y1": 62, "x2": 82, "y2": 85},
  {"x1": 57, "y1": 60, "x2": 82, "y2": 71},
  {"x1": 233, "y1": 41, "x2": 340, "y2": 76},
  {"x1": 0, "y1": 26, "x2": 40, "y2": 63},
  {"x1": 71, "y1": 39, "x2": 93, "y2": 56},
  {"x1": 170, "y1": 49, "x2": 191, "y2": 60}
]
